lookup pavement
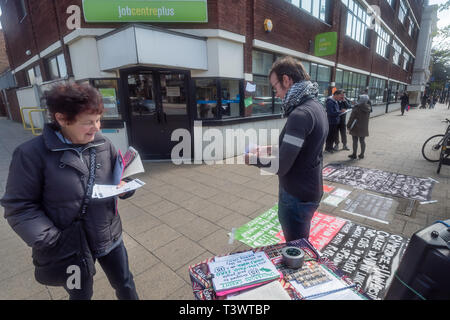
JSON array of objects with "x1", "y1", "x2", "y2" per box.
[{"x1": 0, "y1": 102, "x2": 449, "y2": 300}]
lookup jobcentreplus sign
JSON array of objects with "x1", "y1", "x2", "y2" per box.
[{"x1": 178, "y1": 304, "x2": 271, "y2": 317}]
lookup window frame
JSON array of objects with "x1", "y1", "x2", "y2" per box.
[
  {"x1": 45, "y1": 52, "x2": 68, "y2": 81},
  {"x1": 26, "y1": 64, "x2": 42, "y2": 86},
  {"x1": 342, "y1": 0, "x2": 369, "y2": 47},
  {"x1": 392, "y1": 40, "x2": 402, "y2": 65},
  {"x1": 17, "y1": 0, "x2": 27, "y2": 23},
  {"x1": 398, "y1": 0, "x2": 407, "y2": 24},
  {"x1": 375, "y1": 23, "x2": 391, "y2": 59},
  {"x1": 285, "y1": 0, "x2": 331, "y2": 24},
  {"x1": 193, "y1": 77, "x2": 244, "y2": 121}
]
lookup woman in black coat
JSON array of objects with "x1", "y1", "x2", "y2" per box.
[
  {"x1": 400, "y1": 92, "x2": 409, "y2": 116},
  {"x1": 347, "y1": 95, "x2": 371, "y2": 159},
  {"x1": 1, "y1": 83, "x2": 139, "y2": 300}
]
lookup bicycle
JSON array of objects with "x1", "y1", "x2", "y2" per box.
[{"x1": 421, "y1": 118, "x2": 450, "y2": 173}]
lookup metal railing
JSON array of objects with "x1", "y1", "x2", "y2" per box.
[{"x1": 20, "y1": 107, "x2": 47, "y2": 136}]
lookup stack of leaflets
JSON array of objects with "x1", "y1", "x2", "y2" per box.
[
  {"x1": 113, "y1": 146, "x2": 145, "y2": 185},
  {"x1": 92, "y1": 146, "x2": 145, "y2": 199},
  {"x1": 207, "y1": 251, "x2": 282, "y2": 296}
]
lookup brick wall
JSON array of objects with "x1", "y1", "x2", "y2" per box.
[{"x1": 1, "y1": 0, "x2": 422, "y2": 86}]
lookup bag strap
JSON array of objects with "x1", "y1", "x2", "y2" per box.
[{"x1": 79, "y1": 147, "x2": 97, "y2": 219}]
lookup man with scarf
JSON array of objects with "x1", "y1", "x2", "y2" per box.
[{"x1": 245, "y1": 56, "x2": 328, "y2": 241}]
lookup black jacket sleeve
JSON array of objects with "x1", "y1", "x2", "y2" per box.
[
  {"x1": 1, "y1": 147, "x2": 60, "y2": 249},
  {"x1": 276, "y1": 110, "x2": 313, "y2": 177}
]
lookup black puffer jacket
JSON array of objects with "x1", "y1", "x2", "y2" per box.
[{"x1": 1, "y1": 124, "x2": 126, "y2": 258}]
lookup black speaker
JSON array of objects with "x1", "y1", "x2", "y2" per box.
[{"x1": 384, "y1": 219, "x2": 450, "y2": 300}]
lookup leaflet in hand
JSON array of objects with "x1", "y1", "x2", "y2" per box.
[
  {"x1": 92, "y1": 179, "x2": 146, "y2": 199},
  {"x1": 113, "y1": 146, "x2": 145, "y2": 185}
]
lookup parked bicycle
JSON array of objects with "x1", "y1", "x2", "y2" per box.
[{"x1": 421, "y1": 118, "x2": 450, "y2": 173}]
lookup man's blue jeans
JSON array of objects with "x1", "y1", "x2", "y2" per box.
[
  {"x1": 278, "y1": 186, "x2": 319, "y2": 242},
  {"x1": 64, "y1": 240, "x2": 139, "y2": 300}
]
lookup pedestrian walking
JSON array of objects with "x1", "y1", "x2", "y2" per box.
[
  {"x1": 400, "y1": 91, "x2": 409, "y2": 116},
  {"x1": 334, "y1": 92, "x2": 350, "y2": 151},
  {"x1": 420, "y1": 93, "x2": 428, "y2": 109},
  {"x1": 245, "y1": 56, "x2": 328, "y2": 241},
  {"x1": 325, "y1": 90, "x2": 345, "y2": 153},
  {"x1": 429, "y1": 95, "x2": 438, "y2": 109},
  {"x1": 0, "y1": 83, "x2": 139, "y2": 300},
  {"x1": 347, "y1": 95, "x2": 371, "y2": 160}
]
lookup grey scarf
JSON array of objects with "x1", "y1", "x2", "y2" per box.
[{"x1": 282, "y1": 81, "x2": 319, "y2": 117}]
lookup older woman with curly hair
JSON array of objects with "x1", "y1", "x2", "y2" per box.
[{"x1": 1, "y1": 82, "x2": 139, "y2": 300}]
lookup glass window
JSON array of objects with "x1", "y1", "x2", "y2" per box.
[
  {"x1": 301, "y1": 0, "x2": 311, "y2": 12},
  {"x1": 220, "y1": 79, "x2": 241, "y2": 119},
  {"x1": 343, "y1": 0, "x2": 369, "y2": 46},
  {"x1": 48, "y1": 57, "x2": 59, "y2": 80},
  {"x1": 248, "y1": 76, "x2": 273, "y2": 117},
  {"x1": 27, "y1": 68, "x2": 35, "y2": 86},
  {"x1": 392, "y1": 40, "x2": 402, "y2": 65},
  {"x1": 195, "y1": 79, "x2": 218, "y2": 119},
  {"x1": 160, "y1": 72, "x2": 187, "y2": 116},
  {"x1": 302, "y1": 61, "x2": 311, "y2": 77},
  {"x1": 310, "y1": 63, "x2": 318, "y2": 81},
  {"x1": 408, "y1": 16, "x2": 414, "y2": 36},
  {"x1": 316, "y1": 65, "x2": 330, "y2": 104},
  {"x1": 335, "y1": 69, "x2": 343, "y2": 88},
  {"x1": 57, "y1": 54, "x2": 67, "y2": 78},
  {"x1": 128, "y1": 73, "x2": 155, "y2": 116},
  {"x1": 369, "y1": 77, "x2": 386, "y2": 104},
  {"x1": 46, "y1": 53, "x2": 68, "y2": 80},
  {"x1": 402, "y1": 52, "x2": 410, "y2": 70},
  {"x1": 17, "y1": 0, "x2": 27, "y2": 21},
  {"x1": 252, "y1": 51, "x2": 274, "y2": 76},
  {"x1": 286, "y1": 0, "x2": 330, "y2": 23},
  {"x1": 93, "y1": 79, "x2": 121, "y2": 120},
  {"x1": 399, "y1": 0, "x2": 407, "y2": 24},
  {"x1": 375, "y1": 23, "x2": 391, "y2": 58}
]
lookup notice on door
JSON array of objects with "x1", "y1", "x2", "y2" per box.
[{"x1": 166, "y1": 86, "x2": 180, "y2": 97}]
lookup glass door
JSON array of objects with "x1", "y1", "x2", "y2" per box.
[{"x1": 125, "y1": 70, "x2": 190, "y2": 160}]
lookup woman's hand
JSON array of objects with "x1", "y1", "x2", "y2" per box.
[{"x1": 117, "y1": 180, "x2": 127, "y2": 197}]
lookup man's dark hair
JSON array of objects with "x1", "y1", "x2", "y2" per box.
[
  {"x1": 334, "y1": 89, "x2": 344, "y2": 96},
  {"x1": 269, "y1": 56, "x2": 310, "y2": 84},
  {"x1": 45, "y1": 82, "x2": 104, "y2": 125}
]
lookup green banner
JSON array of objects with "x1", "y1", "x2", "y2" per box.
[
  {"x1": 83, "y1": 0, "x2": 208, "y2": 23},
  {"x1": 314, "y1": 32, "x2": 337, "y2": 57},
  {"x1": 234, "y1": 205, "x2": 284, "y2": 248}
]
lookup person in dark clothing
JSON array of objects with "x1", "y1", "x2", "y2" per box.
[
  {"x1": 420, "y1": 94, "x2": 428, "y2": 109},
  {"x1": 245, "y1": 56, "x2": 328, "y2": 241},
  {"x1": 400, "y1": 92, "x2": 409, "y2": 115},
  {"x1": 334, "y1": 93, "x2": 351, "y2": 151},
  {"x1": 347, "y1": 95, "x2": 371, "y2": 159},
  {"x1": 1, "y1": 83, "x2": 139, "y2": 300},
  {"x1": 325, "y1": 90, "x2": 345, "y2": 153}
]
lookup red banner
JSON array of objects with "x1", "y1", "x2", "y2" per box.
[{"x1": 308, "y1": 212, "x2": 347, "y2": 251}]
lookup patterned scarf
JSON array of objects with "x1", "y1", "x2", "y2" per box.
[{"x1": 282, "y1": 81, "x2": 319, "y2": 117}]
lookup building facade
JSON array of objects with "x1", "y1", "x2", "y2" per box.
[{"x1": 1, "y1": 0, "x2": 434, "y2": 160}]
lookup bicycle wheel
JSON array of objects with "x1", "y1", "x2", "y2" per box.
[{"x1": 422, "y1": 134, "x2": 445, "y2": 162}]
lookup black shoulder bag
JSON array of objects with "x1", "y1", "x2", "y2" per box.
[{"x1": 33, "y1": 148, "x2": 97, "y2": 287}]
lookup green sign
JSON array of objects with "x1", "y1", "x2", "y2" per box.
[
  {"x1": 314, "y1": 32, "x2": 337, "y2": 57},
  {"x1": 234, "y1": 205, "x2": 284, "y2": 248},
  {"x1": 83, "y1": 0, "x2": 208, "y2": 23}
]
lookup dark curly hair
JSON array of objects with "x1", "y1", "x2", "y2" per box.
[
  {"x1": 44, "y1": 82, "x2": 104, "y2": 125},
  {"x1": 269, "y1": 56, "x2": 310, "y2": 84}
]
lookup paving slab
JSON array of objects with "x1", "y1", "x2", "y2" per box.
[{"x1": 1, "y1": 104, "x2": 449, "y2": 300}]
